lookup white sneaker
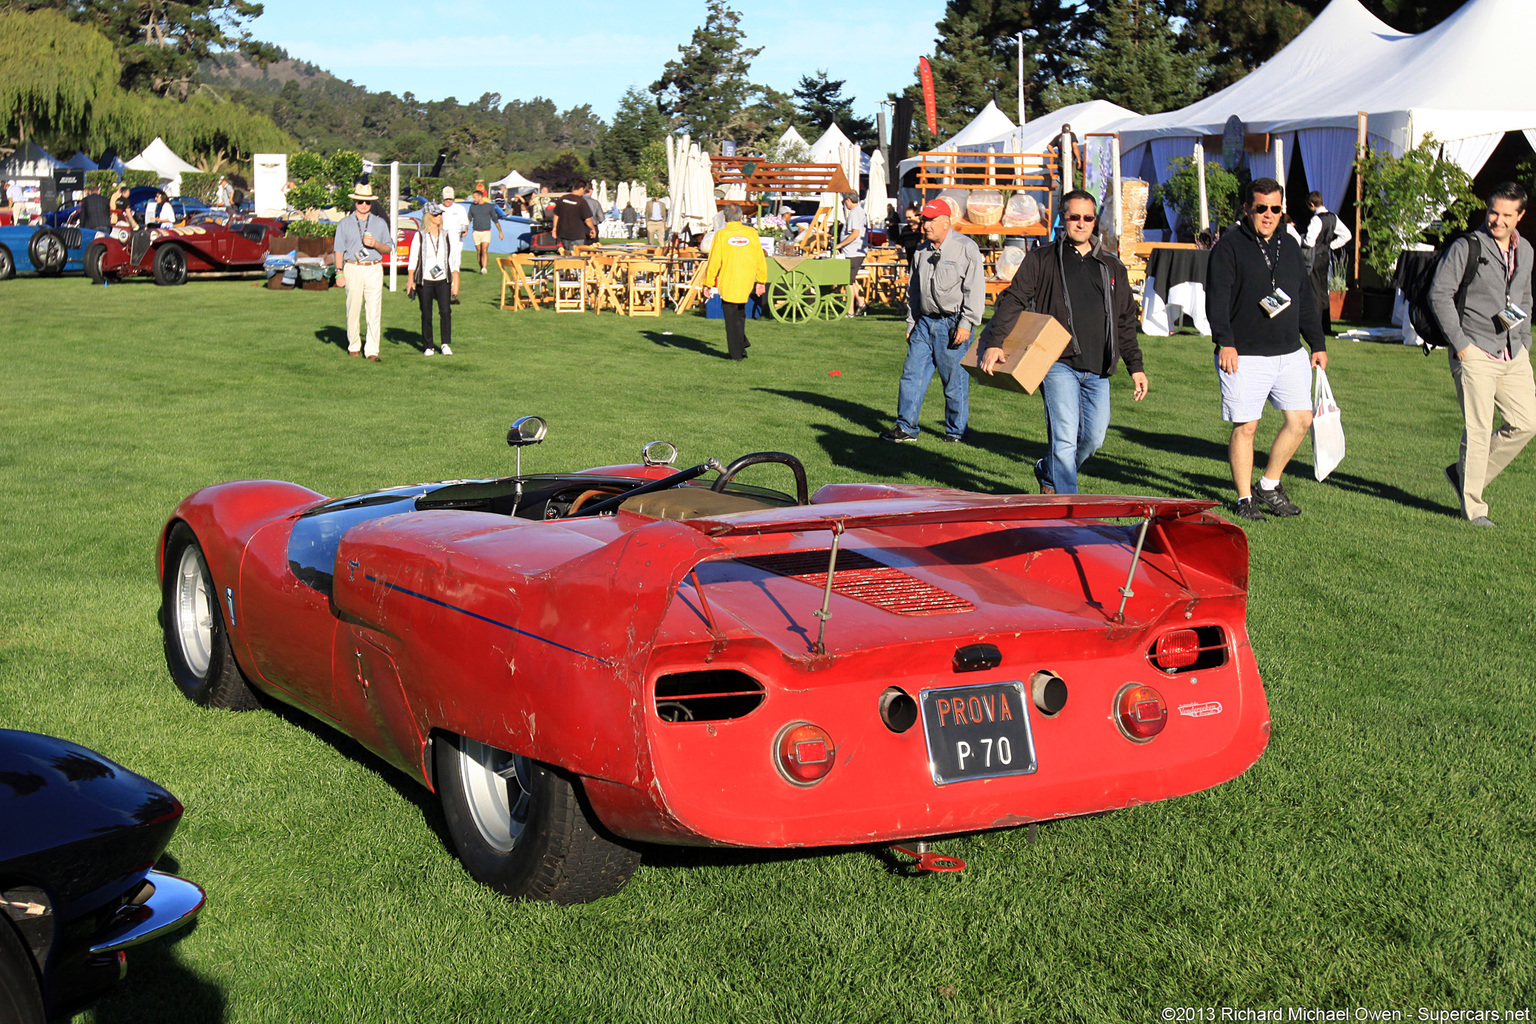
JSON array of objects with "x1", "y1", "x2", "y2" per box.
[
  {"x1": 424, "y1": 347, "x2": 436, "y2": 356},
  {"x1": 479, "y1": 267, "x2": 487, "y2": 274},
  {"x1": 440, "y1": 344, "x2": 453, "y2": 355}
]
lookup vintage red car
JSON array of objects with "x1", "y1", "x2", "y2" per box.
[
  {"x1": 159, "y1": 421, "x2": 1269, "y2": 904},
  {"x1": 86, "y1": 218, "x2": 287, "y2": 285}
]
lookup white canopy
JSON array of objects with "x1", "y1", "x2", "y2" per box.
[
  {"x1": 809, "y1": 123, "x2": 857, "y2": 165},
  {"x1": 1114, "y1": 0, "x2": 1536, "y2": 214},
  {"x1": 0, "y1": 141, "x2": 64, "y2": 179},
  {"x1": 1010, "y1": 100, "x2": 1140, "y2": 152},
  {"x1": 125, "y1": 137, "x2": 201, "y2": 196},
  {"x1": 491, "y1": 169, "x2": 539, "y2": 193},
  {"x1": 773, "y1": 125, "x2": 811, "y2": 160}
]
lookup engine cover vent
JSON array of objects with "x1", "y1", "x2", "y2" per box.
[{"x1": 739, "y1": 551, "x2": 974, "y2": 616}]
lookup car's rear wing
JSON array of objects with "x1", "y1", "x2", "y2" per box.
[{"x1": 681, "y1": 493, "x2": 1220, "y2": 538}]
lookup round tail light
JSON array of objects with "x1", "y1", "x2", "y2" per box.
[
  {"x1": 1115, "y1": 684, "x2": 1168, "y2": 742},
  {"x1": 775, "y1": 722, "x2": 836, "y2": 785}
]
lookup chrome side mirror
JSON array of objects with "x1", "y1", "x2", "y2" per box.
[
  {"x1": 507, "y1": 416, "x2": 547, "y2": 447},
  {"x1": 641, "y1": 441, "x2": 678, "y2": 467}
]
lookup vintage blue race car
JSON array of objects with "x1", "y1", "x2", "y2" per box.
[{"x1": 0, "y1": 225, "x2": 102, "y2": 279}]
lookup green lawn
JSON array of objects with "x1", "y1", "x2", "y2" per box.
[{"x1": 1, "y1": 263, "x2": 1532, "y2": 1023}]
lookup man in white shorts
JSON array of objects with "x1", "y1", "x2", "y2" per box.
[{"x1": 1207, "y1": 177, "x2": 1328, "y2": 522}]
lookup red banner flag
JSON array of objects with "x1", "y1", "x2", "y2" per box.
[{"x1": 918, "y1": 57, "x2": 938, "y2": 137}]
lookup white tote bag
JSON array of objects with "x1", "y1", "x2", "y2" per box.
[{"x1": 1311, "y1": 366, "x2": 1346, "y2": 481}]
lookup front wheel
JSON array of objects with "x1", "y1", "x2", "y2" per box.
[
  {"x1": 153, "y1": 243, "x2": 188, "y2": 285},
  {"x1": 0, "y1": 244, "x2": 14, "y2": 281},
  {"x1": 161, "y1": 523, "x2": 259, "y2": 709},
  {"x1": 27, "y1": 228, "x2": 67, "y2": 275},
  {"x1": 0, "y1": 916, "x2": 45, "y2": 1024},
  {"x1": 434, "y1": 734, "x2": 639, "y2": 904}
]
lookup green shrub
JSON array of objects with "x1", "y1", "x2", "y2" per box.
[
  {"x1": 288, "y1": 151, "x2": 325, "y2": 182},
  {"x1": 286, "y1": 180, "x2": 334, "y2": 213},
  {"x1": 1356, "y1": 134, "x2": 1479, "y2": 279},
  {"x1": 181, "y1": 172, "x2": 220, "y2": 204},
  {"x1": 123, "y1": 169, "x2": 159, "y2": 188},
  {"x1": 326, "y1": 150, "x2": 364, "y2": 191},
  {"x1": 409, "y1": 176, "x2": 443, "y2": 199},
  {"x1": 85, "y1": 170, "x2": 118, "y2": 192},
  {"x1": 283, "y1": 220, "x2": 336, "y2": 237},
  {"x1": 1155, "y1": 157, "x2": 1240, "y2": 235}
]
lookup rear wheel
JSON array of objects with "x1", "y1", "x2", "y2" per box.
[
  {"x1": 434, "y1": 734, "x2": 639, "y2": 904},
  {"x1": 27, "y1": 228, "x2": 66, "y2": 275},
  {"x1": 161, "y1": 523, "x2": 259, "y2": 709},
  {"x1": 0, "y1": 244, "x2": 14, "y2": 281},
  {"x1": 153, "y1": 243, "x2": 188, "y2": 286},
  {"x1": 83, "y1": 240, "x2": 110, "y2": 284}
]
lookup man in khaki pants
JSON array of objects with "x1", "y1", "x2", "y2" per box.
[
  {"x1": 1432, "y1": 182, "x2": 1536, "y2": 526},
  {"x1": 333, "y1": 183, "x2": 392, "y2": 360}
]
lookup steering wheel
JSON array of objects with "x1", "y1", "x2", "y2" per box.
[
  {"x1": 710, "y1": 452, "x2": 808, "y2": 505},
  {"x1": 569, "y1": 460, "x2": 720, "y2": 518}
]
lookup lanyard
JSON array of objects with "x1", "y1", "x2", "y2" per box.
[
  {"x1": 422, "y1": 230, "x2": 444, "y2": 279},
  {"x1": 1253, "y1": 231, "x2": 1280, "y2": 290}
]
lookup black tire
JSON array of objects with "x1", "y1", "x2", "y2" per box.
[
  {"x1": 83, "y1": 240, "x2": 109, "y2": 284},
  {"x1": 0, "y1": 916, "x2": 45, "y2": 1024},
  {"x1": 161, "y1": 522, "x2": 259, "y2": 710},
  {"x1": 152, "y1": 243, "x2": 188, "y2": 286},
  {"x1": 0, "y1": 244, "x2": 14, "y2": 281},
  {"x1": 27, "y1": 228, "x2": 67, "y2": 275},
  {"x1": 434, "y1": 734, "x2": 639, "y2": 904}
]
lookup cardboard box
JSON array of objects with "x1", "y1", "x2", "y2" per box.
[{"x1": 961, "y1": 312, "x2": 1071, "y2": 394}]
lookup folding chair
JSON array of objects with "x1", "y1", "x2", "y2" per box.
[
  {"x1": 552, "y1": 258, "x2": 586, "y2": 313},
  {"x1": 587, "y1": 254, "x2": 624, "y2": 314},
  {"x1": 673, "y1": 262, "x2": 708, "y2": 314},
  {"x1": 624, "y1": 260, "x2": 665, "y2": 317},
  {"x1": 499, "y1": 256, "x2": 543, "y2": 310}
]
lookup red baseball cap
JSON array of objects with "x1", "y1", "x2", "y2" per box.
[{"x1": 921, "y1": 198, "x2": 953, "y2": 219}]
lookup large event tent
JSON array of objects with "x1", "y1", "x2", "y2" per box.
[
  {"x1": 125, "y1": 137, "x2": 201, "y2": 196},
  {"x1": 0, "y1": 141, "x2": 64, "y2": 180},
  {"x1": 1115, "y1": 0, "x2": 1536, "y2": 219},
  {"x1": 490, "y1": 169, "x2": 538, "y2": 194}
]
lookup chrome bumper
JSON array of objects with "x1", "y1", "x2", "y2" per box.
[{"x1": 88, "y1": 871, "x2": 206, "y2": 955}]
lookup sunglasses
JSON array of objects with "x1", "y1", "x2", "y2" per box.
[
  {"x1": 1065, "y1": 213, "x2": 1096, "y2": 223},
  {"x1": 355, "y1": 199, "x2": 372, "y2": 205},
  {"x1": 1250, "y1": 204, "x2": 1283, "y2": 214}
]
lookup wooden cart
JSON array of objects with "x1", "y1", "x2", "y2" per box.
[{"x1": 764, "y1": 255, "x2": 854, "y2": 322}]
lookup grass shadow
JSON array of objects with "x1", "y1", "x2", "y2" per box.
[
  {"x1": 313, "y1": 325, "x2": 349, "y2": 352},
  {"x1": 642, "y1": 329, "x2": 729, "y2": 360}
]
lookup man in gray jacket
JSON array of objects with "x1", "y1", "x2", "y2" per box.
[{"x1": 1431, "y1": 182, "x2": 1535, "y2": 526}]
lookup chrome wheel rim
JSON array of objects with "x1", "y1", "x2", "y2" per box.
[
  {"x1": 456, "y1": 739, "x2": 531, "y2": 853},
  {"x1": 173, "y1": 546, "x2": 214, "y2": 678},
  {"x1": 39, "y1": 234, "x2": 64, "y2": 266}
]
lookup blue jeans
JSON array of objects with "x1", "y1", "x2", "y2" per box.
[
  {"x1": 896, "y1": 315, "x2": 972, "y2": 437},
  {"x1": 1037, "y1": 362, "x2": 1112, "y2": 494}
]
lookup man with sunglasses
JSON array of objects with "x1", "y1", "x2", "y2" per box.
[
  {"x1": 881, "y1": 198, "x2": 985, "y2": 443},
  {"x1": 333, "y1": 183, "x2": 393, "y2": 361},
  {"x1": 1208, "y1": 177, "x2": 1326, "y2": 522},
  {"x1": 980, "y1": 189, "x2": 1145, "y2": 494}
]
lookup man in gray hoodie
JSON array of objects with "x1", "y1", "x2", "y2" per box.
[{"x1": 1432, "y1": 181, "x2": 1535, "y2": 526}]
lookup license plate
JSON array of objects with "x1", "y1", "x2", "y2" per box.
[{"x1": 920, "y1": 681, "x2": 1037, "y2": 785}]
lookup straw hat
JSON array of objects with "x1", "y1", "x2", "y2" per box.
[{"x1": 348, "y1": 182, "x2": 377, "y2": 202}]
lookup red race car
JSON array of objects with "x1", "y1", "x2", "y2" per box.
[
  {"x1": 158, "y1": 420, "x2": 1269, "y2": 904},
  {"x1": 86, "y1": 218, "x2": 287, "y2": 285}
]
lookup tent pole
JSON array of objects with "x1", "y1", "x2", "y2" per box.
[
  {"x1": 389, "y1": 161, "x2": 399, "y2": 294},
  {"x1": 1273, "y1": 136, "x2": 1284, "y2": 189},
  {"x1": 1355, "y1": 111, "x2": 1366, "y2": 289},
  {"x1": 1111, "y1": 135, "x2": 1123, "y2": 249},
  {"x1": 1194, "y1": 140, "x2": 1209, "y2": 234}
]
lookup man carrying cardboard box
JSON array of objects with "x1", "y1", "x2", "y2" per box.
[{"x1": 980, "y1": 190, "x2": 1147, "y2": 493}]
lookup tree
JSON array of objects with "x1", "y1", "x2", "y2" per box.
[
  {"x1": 650, "y1": 0, "x2": 762, "y2": 148},
  {"x1": 530, "y1": 153, "x2": 588, "y2": 192},
  {"x1": 1179, "y1": 0, "x2": 1315, "y2": 93},
  {"x1": 896, "y1": 15, "x2": 1006, "y2": 150},
  {"x1": 591, "y1": 86, "x2": 670, "y2": 181},
  {"x1": 1079, "y1": 0, "x2": 1211, "y2": 114},
  {"x1": 1356, "y1": 134, "x2": 1479, "y2": 279},
  {"x1": 919, "y1": 0, "x2": 1091, "y2": 124},
  {"x1": 0, "y1": 9, "x2": 119, "y2": 144},
  {"x1": 792, "y1": 71, "x2": 875, "y2": 148}
]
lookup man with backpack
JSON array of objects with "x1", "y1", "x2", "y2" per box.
[{"x1": 1432, "y1": 181, "x2": 1535, "y2": 527}]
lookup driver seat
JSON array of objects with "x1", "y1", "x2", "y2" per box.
[{"x1": 620, "y1": 488, "x2": 774, "y2": 521}]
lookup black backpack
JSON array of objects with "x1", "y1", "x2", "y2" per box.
[{"x1": 1402, "y1": 231, "x2": 1481, "y2": 355}]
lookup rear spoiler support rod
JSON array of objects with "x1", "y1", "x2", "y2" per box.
[
  {"x1": 811, "y1": 521, "x2": 845, "y2": 655},
  {"x1": 1114, "y1": 514, "x2": 1153, "y2": 624}
]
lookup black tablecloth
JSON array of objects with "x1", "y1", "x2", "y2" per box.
[{"x1": 1141, "y1": 247, "x2": 1212, "y2": 336}]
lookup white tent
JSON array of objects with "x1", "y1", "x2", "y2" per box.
[
  {"x1": 0, "y1": 141, "x2": 64, "y2": 179},
  {"x1": 125, "y1": 137, "x2": 201, "y2": 196},
  {"x1": 809, "y1": 123, "x2": 858, "y2": 166},
  {"x1": 1009, "y1": 99, "x2": 1140, "y2": 153},
  {"x1": 896, "y1": 100, "x2": 1018, "y2": 181},
  {"x1": 773, "y1": 125, "x2": 811, "y2": 161},
  {"x1": 1114, "y1": 0, "x2": 1536, "y2": 216},
  {"x1": 490, "y1": 169, "x2": 539, "y2": 194}
]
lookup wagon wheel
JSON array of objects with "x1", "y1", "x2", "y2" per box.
[
  {"x1": 817, "y1": 284, "x2": 852, "y2": 320},
  {"x1": 767, "y1": 270, "x2": 818, "y2": 322}
]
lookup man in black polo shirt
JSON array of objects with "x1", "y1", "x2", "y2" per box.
[
  {"x1": 554, "y1": 184, "x2": 594, "y2": 254},
  {"x1": 980, "y1": 190, "x2": 1147, "y2": 494}
]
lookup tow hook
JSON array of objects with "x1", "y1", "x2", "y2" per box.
[{"x1": 889, "y1": 840, "x2": 966, "y2": 873}]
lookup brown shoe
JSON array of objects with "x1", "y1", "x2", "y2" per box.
[
  {"x1": 366, "y1": 355, "x2": 380, "y2": 362},
  {"x1": 349, "y1": 350, "x2": 362, "y2": 358}
]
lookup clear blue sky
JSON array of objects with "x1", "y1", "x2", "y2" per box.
[{"x1": 249, "y1": 0, "x2": 947, "y2": 127}]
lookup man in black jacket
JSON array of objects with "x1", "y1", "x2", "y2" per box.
[
  {"x1": 1208, "y1": 177, "x2": 1327, "y2": 522},
  {"x1": 980, "y1": 190, "x2": 1147, "y2": 494}
]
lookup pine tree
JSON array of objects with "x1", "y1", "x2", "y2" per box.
[
  {"x1": 897, "y1": 15, "x2": 1006, "y2": 150},
  {"x1": 592, "y1": 87, "x2": 670, "y2": 181},
  {"x1": 1081, "y1": 0, "x2": 1211, "y2": 114},
  {"x1": 650, "y1": 0, "x2": 762, "y2": 149},
  {"x1": 792, "y1": 71, "x2": 876, "y2": 147}
]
